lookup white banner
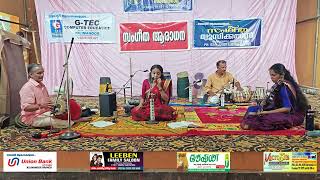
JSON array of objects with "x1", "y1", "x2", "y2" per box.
[
  {"x1": 3, "y1": 152, "x2": 57, "y2": 172},
  {"x1": 46, "y1": 12, "x2": 116, "y2": 43},
  {"x1": 177, "y1": 152, "x2": 230, "y2": 172}
]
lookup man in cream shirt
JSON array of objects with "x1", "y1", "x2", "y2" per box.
[{"x1": 205, "y1": 60, "x2": 242, "y2": 96}]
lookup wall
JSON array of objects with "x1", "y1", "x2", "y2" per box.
[
  {"x1": 0, "y1": 0, "x2": 41, "y2": 64},
  {"x1": 35, "y1": 0, "x2": 298, "y2": 96},
  {"x1": 1, "y1": 0, "x2": 317, "y2": 88},
  {"x1": 296, "y1": 0, "x2": 319, "y2": 88}
]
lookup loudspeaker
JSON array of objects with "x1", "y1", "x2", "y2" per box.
[{"x1": 99, "y1": 93, "x2": 117, "y2": 117}]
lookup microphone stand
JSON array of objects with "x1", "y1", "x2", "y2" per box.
[
  {"x1": 130, "y1": 58, "x2": 133, "y2": 98},
  {"x1": 117, "y1": 69, "x2": 148, "y2": 104},
  {"x1": 59, "y1": 38, "x2": 80, "y2": 140}
]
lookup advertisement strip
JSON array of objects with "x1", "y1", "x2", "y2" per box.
[
  {"x1": 194, "y1": 19, "x2": 261, "y2": 48},
  {"x1": 3, "y1": 152, "x2": 57, "y2": 172},
  {"x1": 263, "y1": 152, "x2": 317, "y2": 172},
  {"x1": 177, "y1": 152, "x2": 230, "y2": 172},
  {"x1": 90, "y1": 152, "x2": 143, "y2": 171},
  {"x1": 123, "y1": 0, "x2": 192, "y2": 12},
  {"x1": 46, "y1": 13, "x2": 116, "y2": 43}
]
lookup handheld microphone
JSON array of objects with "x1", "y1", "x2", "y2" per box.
[{"x1": 143, "y1": 70, "x2": 149, "y2": 72}]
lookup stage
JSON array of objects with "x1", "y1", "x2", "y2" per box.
[
  {"x1": 1, "y1": 94, "x2": 319, "y2": 151},
  {"x1": 0, "y1": 94, "x2": 319, "y2": 174}
]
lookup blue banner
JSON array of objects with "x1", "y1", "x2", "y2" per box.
[
  {"x1": 124, "y1": 0, "x2": 192, "y2": 12},
  {"x1": 194, "y1": 19, "x2": 262, "y2": 48}
]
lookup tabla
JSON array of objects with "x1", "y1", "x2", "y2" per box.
[
  {"x1": 253, "y1": 87, "x2": 266, "y2": 100},
  {"x1": 232, "y1": 86, "x2": 252, "y2": 103},
  {"x1": 53, "y1": 98, "x2": 66, "y2": 115}
]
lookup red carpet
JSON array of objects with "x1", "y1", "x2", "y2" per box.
[
  {"x1": 186, "y1": 128, "x2": 306, "y2": 136},
  {"x1": 195, "y1": 107, "x2": 247, "y2": 123}
]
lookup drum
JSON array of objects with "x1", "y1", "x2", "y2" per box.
[
  {"x1": 53, "y1": 98, "x2": 66, "y2": 116},
  {"x1": 177, "y1": 71, "x2": 189, "y2": 98},
  {"x1": 209, "y1": 95, "x2": 220, "y2": 104},
  {"x1": 253, "y1": 87, "x2": 266, "y2": 100},
  {"x1": 232, "y1": 86, "x2": 252, "y2": 103}
]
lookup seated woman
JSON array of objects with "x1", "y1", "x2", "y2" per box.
[
  {"x1": 241, "y1": 63, "x2": 308, "y2": 131},
  {"x1": 131, "y1": 64, "x2": 177, "y2": 121}
]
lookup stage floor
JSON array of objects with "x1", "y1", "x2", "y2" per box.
[
  {"x1": 0, "y1": 94, "x2": 319, "y2": 152},
  {"x1": 1, "y1": 126, "x2": 320, "y2": 151}
]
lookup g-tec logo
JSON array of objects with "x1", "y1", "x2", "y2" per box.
[{"x1": 8, "y1": 157, "x2": 19, "y2": 167}]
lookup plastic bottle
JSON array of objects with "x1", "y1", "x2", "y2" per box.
[
  {"x1": 305, "y1": 105, "x2": 315, "y2": 131},
  {"x1": 220, "y1": 93, "x2": 225, "y2": 107}
]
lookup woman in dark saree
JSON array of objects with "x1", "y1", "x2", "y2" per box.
[{"x1": 241, "y1": 63, "x2": 308, "y2": 131}]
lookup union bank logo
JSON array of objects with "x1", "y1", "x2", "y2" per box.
[{"x1": 8, "y1": 157, "x2": 19, "y2": 167}]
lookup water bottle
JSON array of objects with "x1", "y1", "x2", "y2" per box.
[
  {"x1": 305, "y1": 105, "x2": 315, "y2": 131},
  {"x1": 220, "y1": 93, "x2": 225, "y2": 107}
]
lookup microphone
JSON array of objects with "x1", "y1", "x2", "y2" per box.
[{"x1": 143, "y1": 70, "x2": 148, "y2": 72}]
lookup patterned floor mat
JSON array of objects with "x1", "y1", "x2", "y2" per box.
[
  {"x1": 72, "y1": 105, "x2": 305, "y2": 137},
  {"x1": 0, "y1": 96, "x2": 316, "y2": 151},
  {"x1": 0, "y1": 126, "x2": 319, "y2": 152}
]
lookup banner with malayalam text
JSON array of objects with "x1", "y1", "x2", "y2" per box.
[
  {"x1": 177, "y1": 152, "x2": 230, "y2": 172},
  {"x1": 194, "y1": 19, "x2": 261, "y2": 48},
  {"x1": 123, "y1": 0, "x2": 192, "y2": 12},
  {"x1": 45, "y1": 13, "x2": 116, "y2": 43},
  {"x1": 120, "y1": 22, "x2": 188, "y2": 52}
]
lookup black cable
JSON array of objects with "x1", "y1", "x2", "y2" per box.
[{"x1": 0, "y1": 18, "x2": 28, "y2": 27}]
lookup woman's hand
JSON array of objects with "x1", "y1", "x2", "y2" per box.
[
  {"x1": 156, "y1": 78, "x2": 162, "y2": 88},
  {"x1": 136, "y1": 104, "x2": 142, "y2": 110}
]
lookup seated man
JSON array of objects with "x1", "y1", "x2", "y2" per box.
[
  {"x1": 204, "y1": 60, "x2": 242, "y2": 97},
  {"x1": 19, "y1": 63, "x2": 73, "y2": 128}
]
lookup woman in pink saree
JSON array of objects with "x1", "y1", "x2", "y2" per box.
[{"x1": 131, "y1": 64, "x2": 177, "y2": 121}]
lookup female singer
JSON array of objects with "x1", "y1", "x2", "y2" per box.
[
  {"x1": 131, "y1": 64, "x2": 177, "y2": 121},
  {"x1": 241, "y1": 63, "x2": 308, "y2": 131}
]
